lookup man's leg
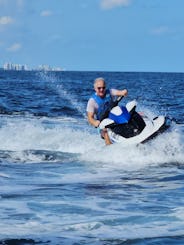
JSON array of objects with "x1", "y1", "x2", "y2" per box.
[{"x1": 103, "y1": 129, "x2": 112, "y2": 145}]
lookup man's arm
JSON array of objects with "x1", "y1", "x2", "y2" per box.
[
  {"x1": 87, "y1": 111, "x2": 100, "y2": 128},
  {"x1": 115, "y1": 89, "x2": 128, "y2": 97}
]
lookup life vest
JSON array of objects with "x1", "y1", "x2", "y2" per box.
[{"x1": 91, "y1": 89, "x2": 113, "y2": 120}]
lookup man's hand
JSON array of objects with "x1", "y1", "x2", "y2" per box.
[{"x1": 94, "y1": 120, "x2": 100, "y2": 128}]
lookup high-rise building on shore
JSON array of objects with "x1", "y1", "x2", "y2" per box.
[{"x1": 3, "y1": 63, "x2": 28, "y2": 71}]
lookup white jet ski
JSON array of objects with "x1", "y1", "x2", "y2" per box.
[{"x1": 99, "y1": 97, "x2": 170, "y2": 145}]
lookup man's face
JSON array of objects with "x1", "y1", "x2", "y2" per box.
[{"x1": 94, "y1": 80, "x2": 106, "y2": 98}]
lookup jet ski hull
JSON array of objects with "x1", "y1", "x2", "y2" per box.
[
  {"x1": 99, "y1": 100, "x2": 170, "y2": 145},
  {"x1": 108, "y1": 116, "x2": 169, "y2": 145}
]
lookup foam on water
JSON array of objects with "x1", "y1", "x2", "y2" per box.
[
  {"x1": 81, "y1": 125, "x2": 184, "y2": 169},
  {"x1": 0, "y1": 115, "x2": 99, "y2": 153},
  {"x1": 0, "y1": 114, "x2": 183, "y2": 168}
]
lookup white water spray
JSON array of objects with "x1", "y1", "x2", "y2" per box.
[{"x1": 37, "y1": 72, "x2": 86, "y2": 118}]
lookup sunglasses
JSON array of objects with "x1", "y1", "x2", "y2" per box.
[{"x1": 97, "y1": 86, "x2": 106, "y2": 90}]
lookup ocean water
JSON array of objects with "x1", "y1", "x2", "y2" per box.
[{"x1": 0, "y1": 70, "x2": 184, "y2": 245}]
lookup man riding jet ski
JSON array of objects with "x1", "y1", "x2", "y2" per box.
[
  {"x1": 86, "y1": 77, "x2": 128, "y2": 145},
  {"x1": 87, "y1": 77, "x2": 170, "y2": 146}
]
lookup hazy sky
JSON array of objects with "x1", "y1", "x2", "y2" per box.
[{"x1": 0, "y1": 0, "x2": 184, "y2": 72}]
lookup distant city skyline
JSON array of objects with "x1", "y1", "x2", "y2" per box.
[{"x1": 2, "y1": 62, "x2": 64, "y2": 71}]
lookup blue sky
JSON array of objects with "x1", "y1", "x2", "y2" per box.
[{"x1": 0, "y1": 0, "x2": 184, "y2": 72}]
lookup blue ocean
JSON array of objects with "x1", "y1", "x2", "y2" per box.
[{"x1": 0, "y1": 70, "x2": 184, "y2": 245}]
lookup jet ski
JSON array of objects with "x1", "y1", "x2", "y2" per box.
[{"x1": 99, "y1": 97, "x2": 170, "y2": 145}]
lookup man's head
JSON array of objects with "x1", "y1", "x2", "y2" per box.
[{"x1": 94, "y1": 77, "x2": 106, "y2": 98}]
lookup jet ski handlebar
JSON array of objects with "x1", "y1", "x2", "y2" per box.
[{"x1": 116, "y1": 96, "x2": 124, "y2": 103}]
